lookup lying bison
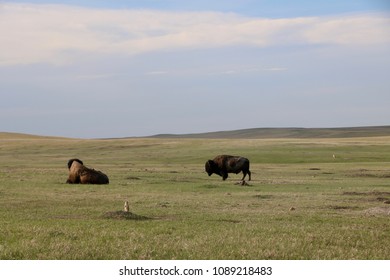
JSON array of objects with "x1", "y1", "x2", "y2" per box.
[
  {"x1": 66, "y1": 158, "x2": 109, "y2": 184},
  {"x1": 205, "y1": 155, "x2": 251, "y2": 181}
]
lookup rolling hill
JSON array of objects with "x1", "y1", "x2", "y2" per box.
[
  {"x1": 2, "y1": 126, "x2": 390, "y2": 140},
  {"x1": 150, "y1": 126, "x2": 390, "y2": 139}
]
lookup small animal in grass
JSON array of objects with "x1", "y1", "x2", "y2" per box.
[{"x1": 124, "y1": 201, "x2": 129, "y2": 212}]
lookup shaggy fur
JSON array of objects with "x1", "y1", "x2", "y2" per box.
[
  {"x1": 205, "y1": 155, "x2": 251, "y2": 181},
  {"x1": 66, "y1": 158, "x2": 109, "y2": 184}
]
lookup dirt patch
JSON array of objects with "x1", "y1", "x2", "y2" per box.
[
  {"x1": 326, "y1": 205, "x2": 359, "y2": 210},
  {"x1": 342, "y1": 191, "x2": 390, "y2": 204},
  {"x1": 348, "y1": 170, "x2": 390, "y2": 178},
  {"x1": 376, "y1": 197, "x2": 390, "y2": 203},
  {"x1": 363, "y1": 207, "x2": 390, "y2": 216},
  {"x1": 214, "y1": 219, "x2": 241, "y2": 224},
  {"x1": 200, "y1": 184, "x2": 218, "y2": 189},
  {"x1": 253, "y1": 194, "x2": 273, "y2": 199},
  {"x1": 126, "y1": 176, "x2": 141, "y2": 180},
  {"x1": 343, "y1": 191, "x2": 390, "y2": 196},
  {"x1": 103, "y1": 211, "x2": 150, "y2": 220}
]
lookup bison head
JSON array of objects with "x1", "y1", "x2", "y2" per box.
[
  {"x1": 67, "y1": 158, "x2": 84, "y2": 170},
  {"x1": 205, "y1": 160, "x2": 218, "y2": 176}
]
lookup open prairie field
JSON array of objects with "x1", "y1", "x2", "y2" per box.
[{"x1": 0, "y1": 133, "x2": 389, "y2": 259}]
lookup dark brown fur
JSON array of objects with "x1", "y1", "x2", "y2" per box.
[
  {"x1": 66, "y1": 158, "x2": 109, "y2": 184},
  {"x1": 205, "y1": 155, "x2": 251, "y2": 181}
]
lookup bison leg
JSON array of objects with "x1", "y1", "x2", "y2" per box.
[
  {"x1": 241, "y1": 170, "x2": 252, "y2": 181},
  {"x1": 221, "y1": 172, "x2": 228, "y2": 180},
  {"x1": 66, "y1": 174, "x2": 80, "y2": 184}
]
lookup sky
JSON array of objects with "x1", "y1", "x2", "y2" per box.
[{"x1": 1, "y1": 1, "x2": 390, "y2": 138}]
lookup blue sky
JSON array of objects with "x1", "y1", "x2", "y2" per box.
[
  {"x1": 5, "y1": 0, "x2": 390, "y2": 16},
  {"x1": 1, "y1": 1, "x2": 390, "y2": 138}
]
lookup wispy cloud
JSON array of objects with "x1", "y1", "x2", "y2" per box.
[
  {"x1": 304, "y1": 15, "x2": 390, "y2": 45},
  {"x1": 1, "y1": 3, "x2": 389, "y2": 66},
  {"x1": 208, "y1": 66, "x2": 288, "y2": 76},
  {"x1": 262, "y1": 67, "x2": 288, "y2": 71}
]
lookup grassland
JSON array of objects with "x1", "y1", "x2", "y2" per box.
[{"x1": 0, "y1": 133, "x2": 390, "y2": 259}]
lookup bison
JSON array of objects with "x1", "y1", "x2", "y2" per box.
[
  {"x1": 66, "y1": 158, "x2": 109, "y2": 184},
  {"x1": 205, "y1": 155, "x2": 251, "y2": 181}
]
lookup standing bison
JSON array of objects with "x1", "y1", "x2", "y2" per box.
[
  {"x1": 205, "y1": 155, "x2": 251, "y2": 181},
  {"x1": 66, "y1": 158, "x2": 109, "y2": 184}
]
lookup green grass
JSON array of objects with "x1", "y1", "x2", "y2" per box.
[{"x1": 0, "y1": 134, "x2": 389, "y2": 259}]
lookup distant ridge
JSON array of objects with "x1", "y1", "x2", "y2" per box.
[
  {"x1": 2, "y1": 126, "x2": 390, "y2": 140},
  {"x1": 150, "y1": 126, "x2": 390, "y2": 139}
]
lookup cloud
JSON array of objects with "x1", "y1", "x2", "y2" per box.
[
  {"x1": 304, "y1": 14, "x2": 390, "y2": 45},
  {"x1": 1, "y1": 3, "x2": 389, "y2": 66},
  {"x1": 263, "y1": 67, "x2": 288, "y2": 71}
]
